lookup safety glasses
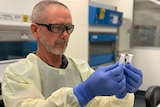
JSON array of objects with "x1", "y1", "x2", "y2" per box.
[{"x1": 36, "y1": 23, "x2": 74, "y2": 34}]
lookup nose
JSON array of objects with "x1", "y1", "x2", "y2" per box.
[{"x1": 60, "y1": 29, "x2": 70, "y2": 38}]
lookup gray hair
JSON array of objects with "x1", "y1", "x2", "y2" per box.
[{"x1": 31, "y1": 0, "x2": 69, "y2": 23}]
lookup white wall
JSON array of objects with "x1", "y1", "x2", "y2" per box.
[
  {"x1": 0, "y1": 0, "x2": 39, "y2": 15},
  {"x1": 130, "y1": 48, "x2": 160, "y2": 90},
  {"x1": 59, "y1": 0, "x2": 89, "y2": 61}
]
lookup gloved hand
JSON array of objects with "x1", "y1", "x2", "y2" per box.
[
  {"x1": 115, "y1": 68, "x2": 127, "y2": 99},
  {"x1": 115, "y1": 91, "x2": 127, "y2": 98},
  {"x1": 73, "y1": 62, "x2": 126, "y2": 106},
  {"x1": 124, "y1": 63, "x2": 143, "y2": 93}
]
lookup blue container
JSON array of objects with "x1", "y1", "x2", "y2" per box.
[
  {"x1": 22, "y1": 41, "x2": 37, "y2": 56},
  {"x1": 89, "y1": 6, "x2": 123, "y2": 26},
  {"x1": 89, "y1": 52, "x2": 114, "y2": 66},
  {"x1": 0, "y1": 41, "x2": 37, "y2": 61},
  {"x1": 89, "y1": 34, "x2": 117, "y2": 42}
]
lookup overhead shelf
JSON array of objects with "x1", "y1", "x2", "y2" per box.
[
  {"x1": 0, "y1": 21, "x2": 30, "y2": 31},
  {"x1": 0, "y1": 12, "x2": 31, "y2": 31},
  {"x1": 89, "y1": 25, "x2": 118, "y2": 33}
]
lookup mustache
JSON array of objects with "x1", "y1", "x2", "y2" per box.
[{"x1": 54, "y1": 39, "x2": 68, "y2": 44}]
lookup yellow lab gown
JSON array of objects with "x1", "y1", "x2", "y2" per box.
[{"x1": 2, "y1": 53, "x2": 134, "y2": 107}]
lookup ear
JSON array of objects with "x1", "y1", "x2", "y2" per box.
[{"x1": 30, "y1": 23, "x2": 39, "y2": 39}]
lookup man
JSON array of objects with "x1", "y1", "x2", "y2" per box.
[{"x1": 2, "y1": 0, "x2": 143, "y2": 107}]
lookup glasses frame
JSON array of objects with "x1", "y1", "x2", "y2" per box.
[{"x1": 36, "y1": 23, "x2": 74, "y2": 34}]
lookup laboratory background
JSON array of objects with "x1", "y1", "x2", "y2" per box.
[{"x1": 0, "y1": 0, "x2": 160, "y2": 106}]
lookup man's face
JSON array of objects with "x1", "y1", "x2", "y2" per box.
[{"x1": 38, "y1": 6, "x2": 73, "y2": 55}]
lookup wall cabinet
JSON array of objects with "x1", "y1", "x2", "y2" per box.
[{"x1": 88, "y1": 1, "x2": 123, "y2": 67}]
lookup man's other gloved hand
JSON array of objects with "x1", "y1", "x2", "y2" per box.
[
  {"x1": 124, "y1": 63, "x2": 143, "y2": 93},
  {"x1": 115, "y1": 90, "x2": 127, "y2": 98},
  {"x1": 115, "y1": 63, "x2": 143, "y2": 99},
  {"x1": 73, "y1": 62, "x2": 126, "y2": 106}
]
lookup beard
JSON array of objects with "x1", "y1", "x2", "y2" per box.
[{"x1": 39, "y1": 34, "x2": 68, "y2": 55}]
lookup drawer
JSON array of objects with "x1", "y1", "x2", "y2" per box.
[
  {"x1": 89, "y1": 52, "x2": 114, "y2": 66},
  {"x1": 89, "y1": 34, "x2": 117, "y2": 42}
]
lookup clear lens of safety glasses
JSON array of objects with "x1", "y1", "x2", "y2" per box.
[
  {"x1": 51, "y1": 24, "x2": 74, "y2": 34},
  {"x1": 36, "y1": 23, "x2": 74, "y2": 34}
]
